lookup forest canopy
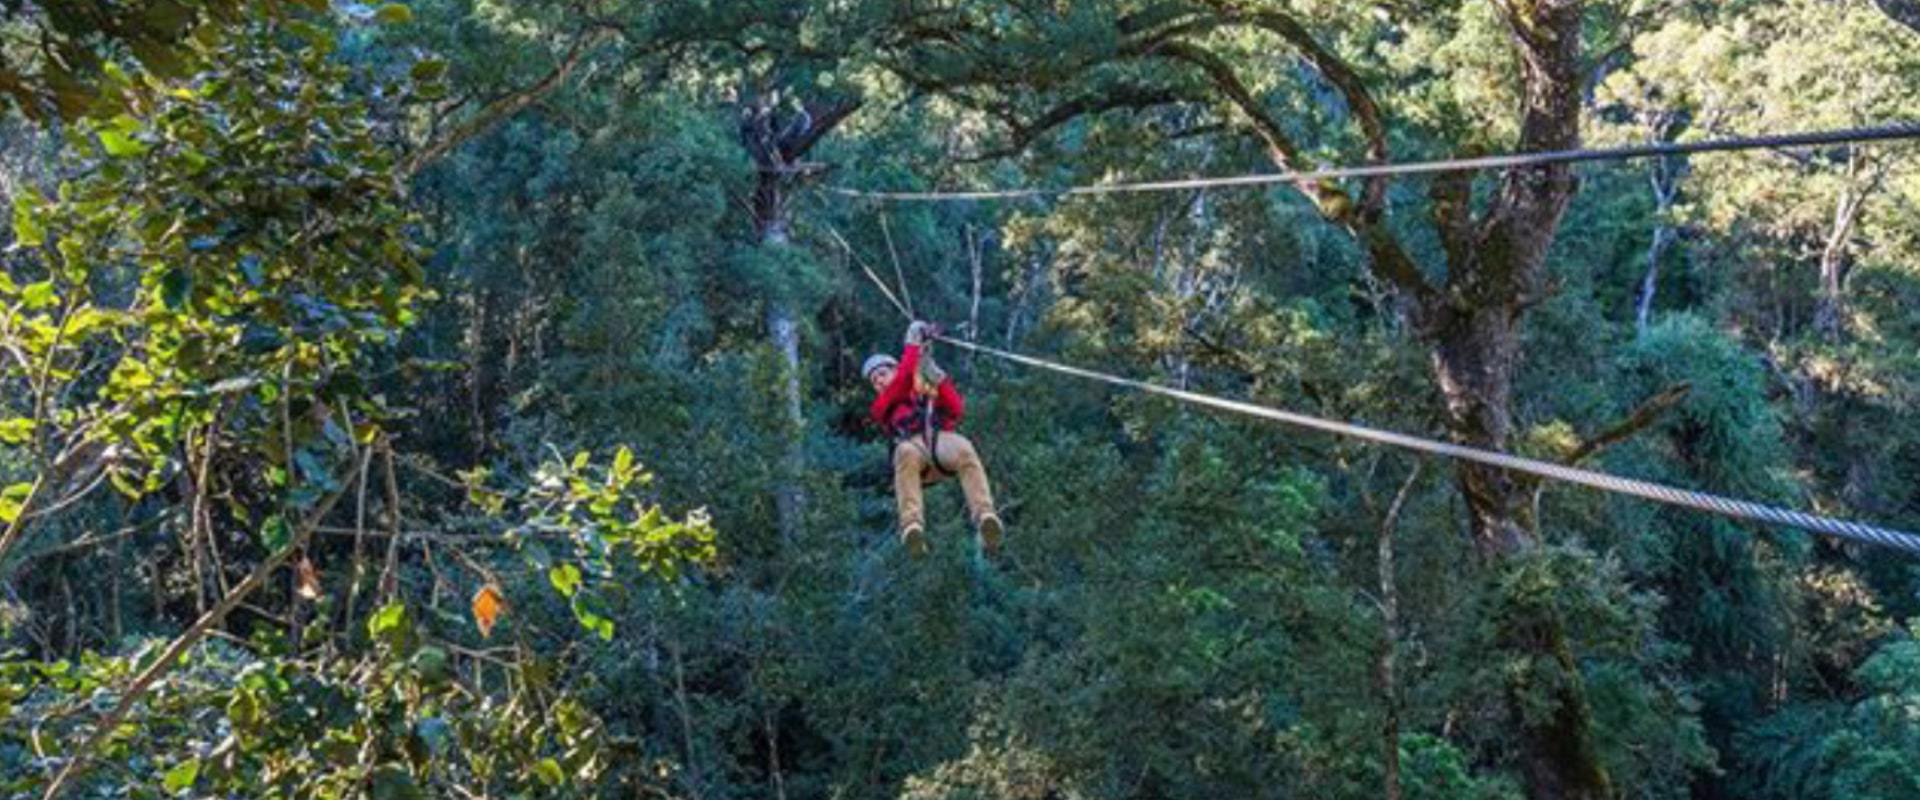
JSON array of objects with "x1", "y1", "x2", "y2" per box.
[{"x1": 2, "y1": 1, "x2": 1919, "y2": 799}]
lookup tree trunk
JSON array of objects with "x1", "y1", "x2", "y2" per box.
[
  {"x1": 752, "y1": 172, "x2": 805, "y2": 545},
  {"x1": 1814, "y1": 234, "x2": 1848, "y2": 341},
  {"x1": 1377, "y1": 465, "x2": 1420, "y2": 800},
  {"x1": 1430, "y1": 4, "x2": 1611, "y2": 798},
  {"x1": 739, "y1": 89, "x2": 859, "y2": 545},
  {"x1": 1814, "y1": 166, "x2": 1868, "y2": 341},
  {"x1": 766, "y1": 294, "x2": 806, "y2": 543},
  {"x1": 1636, "y1": 148, "x2": 1682, "y2": 335},
  {"x1": 1429, "y1": 307, "x2": 1532, "y2": 557}
]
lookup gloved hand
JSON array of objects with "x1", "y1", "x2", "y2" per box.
[
  {"x1": 905, "y1": 320, "x2": 932, "y2": 346},
  {"x1": 920, "y1": 352, "x2": 948, "y2": 385}
]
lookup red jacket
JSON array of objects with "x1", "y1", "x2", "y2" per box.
[{"x1": 871, "y1": 344, "x2": 964, "y2": 438}]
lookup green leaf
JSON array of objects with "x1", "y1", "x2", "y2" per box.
[
  {"x1": 549, "y1": 564, "x2": 582, "y2": 598},
  {"x1": 412, "y1": 646, "x2": 451, "y2": 685},
  {"x1": 0, "y1": 418, "x2": 32, "y2": 445},
  {"x1": 287, "y1": 21, "x2": 331, "y2": 46},
  {"x1": 0, "y1": 482, "x2": 31, "y2": 524},
  {"x1": 368, "y1": 763, "x2": 422, "y2": 800},
  {"x1": 375, "y1": 4, "x2": 414, "y2": 25},
  {"x1": 20, "y1": 281, "x2": 56, "y2": 310},
  {"x1": 532, "y1": 757, "x2": 565, "y2": 786},
  {"x1": 369, "y1": 602, "x2": 408, "y2": 639},
  {"x1": 97, "y1": 128, "x2": 149, "y2": 158},
  {"x1": 260, "y1": 515, "x2": 292, "y2": 551},
  {"x1": 612, "y1": 446, "x2": 634, "y2": 476},
  {"x1": 572, "y1": 593, "x2": 615, "y2": 640},
  {"x1": 11, "y1": 196, "x2": 45, "y2": 248},
  {"x1": 163, "y1": 758, "x2": 200, "y2": 792},
  {"x1": 409, "y1": 59, "x2": 447, "y2": 83},
  {"x1": 415, "y1": 716, "x2": 451, "y2": 754}
]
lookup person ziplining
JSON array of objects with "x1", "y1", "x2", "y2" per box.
[{"x1": 864, "y1": 320, "x2": 1004, "y2": 559}]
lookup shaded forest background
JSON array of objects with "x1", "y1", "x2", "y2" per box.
[{"x1": 4, "y1": 1, "x2": 1920, "y2": 798}]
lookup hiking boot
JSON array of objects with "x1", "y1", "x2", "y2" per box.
[
  {"x1": 976, "y1": 514, "x2": 1003, "y2": 559},
  {"x1": 902, "y1": 523, "x2": 929, "y2": 558}
]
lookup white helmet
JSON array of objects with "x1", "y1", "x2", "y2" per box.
[{"x1": 862, "y1": 354, "x2": 898, "y2": 379}]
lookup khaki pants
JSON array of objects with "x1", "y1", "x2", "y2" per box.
[{"x1": 893, "y1": 432, "x2": 996, "y2": 531}]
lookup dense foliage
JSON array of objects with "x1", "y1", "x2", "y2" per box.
[{"x1": 3, "y1": 1, "x2": 1918, "y2": 798}]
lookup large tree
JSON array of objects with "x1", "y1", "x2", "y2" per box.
[{"x1": 876, "y1": 1, "x2": 1611, "y2": 796}]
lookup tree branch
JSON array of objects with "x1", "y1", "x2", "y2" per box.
[
  {"x1": 1526, "y1": 382, "x2": 1692, "y2": 530},
  {"x1": 399, "y1": 27, "x2": 619, "y2": 180},
  {"x1": 782, "y1": 98, "x2": 863, "y2": 162},
  {"x1": 1202, "y1": 2, "x2": 1394, "y2": 214},
  {"x1": 1566, "y1": 383, "x2": 1693, "y2": 466},
  {"x1": 1157, "y1": 40, "x2": 1435, "y2": 301}
]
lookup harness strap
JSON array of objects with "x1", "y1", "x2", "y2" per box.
[
  {"x1": 890, "y1": 394, "x2": 953, "y2": 477},
  {"x1": 921, "y1": 395, "x2": 952, "y2": 476}
]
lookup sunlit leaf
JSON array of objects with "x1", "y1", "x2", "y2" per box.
[
  {"x1": 20, "y1": 281, "x2": 56, "y2": 310},
  {"x1": 548, "y1": 563, "x2": 582, "y2": 598},
  {"x1": 162, "y1": 757, "x2": 200, "y2": 792},
  {"x1": 532, "y1": 757, "x2": 565, "y2": 786},
  {"x1": 369, "y1": 602, "x2": 408, "y2": 640},
  {"x1": 97, "y1": 127, "x2": 148, "y2": 157},
  {"x1": 11, "y1": 196, "x2": 44, "y2": 248},
  {"x1": 471, "y1": 584, "x2": 505, "y2": 638},
  {"x1": 0, "y1": 482, "x2": 32, "y2": 524},
  {"x1": 0, "y1": 418, "x2": 33, "y2": 445},
  {"x1": 409, "y1": 58, "x2": 446, "y2": 83}
]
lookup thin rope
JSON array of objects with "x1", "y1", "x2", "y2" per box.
[
  {"x1": 932, "y1": 334, "x2": 1920, "y2": 556},
  {"x1": 828, "y1": 123, "x2": 1920, "y2": 202},
  {"x1": 879, "y1": 212, "x2": 917, "y2": 318},
  {"x1": 824, "y1": 222, "x2": 914, "y2": 320}
]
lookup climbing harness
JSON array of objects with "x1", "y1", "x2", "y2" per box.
[
  {"x1": 913, "y1": 393, "x2": 953, "y2": 478},
  {"x1": 828, "y1": 122, "x2": 1920, "y2": 556}
]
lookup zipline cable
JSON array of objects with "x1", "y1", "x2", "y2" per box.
[
  {"x1": 842, "y1": 234, "x2": 1920, "y2": 554},
  {"x1": 827, "y1": 123, "x2": 1920, "y2": 202},
  {"x1": 930, "y1": 334, "x2": 1920, "y2": 556}
]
